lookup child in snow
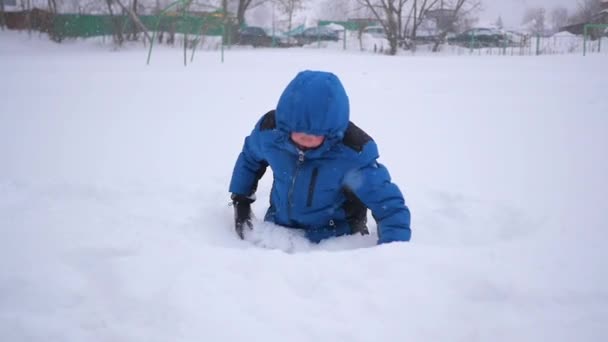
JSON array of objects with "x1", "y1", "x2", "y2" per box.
[{"x1": 229, "y1": 70, "x2": 411, "y2": 244}]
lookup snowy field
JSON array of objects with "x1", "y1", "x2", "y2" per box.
[{"x1": 1, "y1": 31, "x2": 607, "y2": 341}]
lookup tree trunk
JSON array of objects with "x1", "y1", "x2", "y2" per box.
[
  {"x1": 1, "y1": 0, "x2": 6, "y2": 30},
  {"x1": 115, "y1": 0, "x2": 152, "y2": 44},
  {"x1": 432, "y1": 31, "x2": 447, "y2": 52},
  {"x1": 396, "y1": 0, "x2": 404, "y2": 43},
  {"x1": 25, "y1": 0, "x2": 32, "y2": 36},
  {"x1": 47, "y1": 0, "x2": 57, "y2": 14},
  {"x1": 154, "y1": 0, "x2": 163, "y2": 43},
  {"x1": 432, "y1": 0, "x2": 470, "y2": 52},
  {"x1": 287, "y1": 2, "x2": 296, "y2": 33},
  {"x1": 385, "y1": 1, "x2": 399, "y2": 54},
  {"x1": 106, "y1": 0, "x2": 124, "y2": 46},
  {"x1": 358, "y1": 26, "x2": 364, "y2": 51},
  {"x1": 402, "y1": 3, "x2": 414, "y2": 48},
  {"x1": 237, "y1": 0, "x2": 253, "y2": 29},
  {"x1": 45, "y1": 0, "x2": 59, "y2": 41},
  {"x1": 168, "y1": 21, "x2": 175, "y2": 45},
  {"x1": 130, "y1": 0, "x2": 139, "y2": 41},
  {"x1": 412, "y1": 0, "x2": 418, "y2": 51},
  {"x1": 182, "y1": 0, "x2": 193, "y2": 66}
]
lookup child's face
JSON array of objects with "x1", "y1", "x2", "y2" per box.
[{"x1": 290, "y1": 132, "x2": 325, "y2": 149}]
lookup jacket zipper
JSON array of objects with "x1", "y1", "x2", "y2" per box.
[
  {"x1": 288, "y1": 150, "x2": 305, "y2": 219},
  {"x1": 307, "y1": 167, "x2": 319, "y2": 207}
]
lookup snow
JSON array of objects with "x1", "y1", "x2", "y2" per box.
[
  {"x1": 1, "y1": 30, "x2": 608, "y2": 341},
  {"x1": 553, "y1": 31, "x2": 578, "y2": 38},
  {"x1": 325, "y1": 23, "x2": 345, "y2": 32}
]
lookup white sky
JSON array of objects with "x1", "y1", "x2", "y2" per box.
[{"x1": 479, "y1": 0, "x2": 578, "y2": 27}]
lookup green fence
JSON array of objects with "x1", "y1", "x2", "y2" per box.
[
  {"x1": 51, "y1": 14, "x2": 225, "y2": 39},
  {"x1": 584, "y1": 24, "x2": 608, "y2": 56},
  {"x1": 434, "y1": 34, "x2": 606, "y2": 56}
]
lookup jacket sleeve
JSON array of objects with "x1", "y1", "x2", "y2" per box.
[
  {"x1": 343, "y1": 142, "x2": 411, "y2": 244},
  {"x1": 229, "y1": 117, "x2": 268, "y2": 197}
]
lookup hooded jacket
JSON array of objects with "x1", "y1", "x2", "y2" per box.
[{"x1": 229, "y1": 70, "x2": 411, "y2": 244}]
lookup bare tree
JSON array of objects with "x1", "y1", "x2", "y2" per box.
[
  {"x1": 522, "y1": 7, "x2": 546, "y2": 35},
  {"x1": 404, "y1": 0, "x2": 440, "y2": 50},
  {"x1": 129, "y1": 0, "x2": 139, "y2": 41},
  {"x1": 235, "y1": 0, "x2": 268, "y2": 28},
  {"x1": 495, "y1": 15, "x2": 503, "y2": 29},
  {"x1": 358, "y1": 0, "x2": 410, "y2": 55},
  {"x1": 23, "y1": 0, "x2": 32, "y2": 35},
  {"x1": 115, "y1": 0, "x2": 152, "y2": 44},
  {"x1": 357, "y1": 0, "x2": 478, "y2": 54},
  {"x1": 47, "y1": 0, "x2": 57, "y2": 14},
  {"x1": 221, "y1": 0, "x2": 228, "y2": 17},
  {"x1": 431, "y1": 0, "x2": 481, "y2": 52},
  {"x1": 274, "y1": 0, "x2": 305, "y2": 33},
  {"x1": 550, "y1": 7, "x2": 569, "y2": 33},
  {"x1": 105, "y1": 0, "x2": 125, "y2": 45}
]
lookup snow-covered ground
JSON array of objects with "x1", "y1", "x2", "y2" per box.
[{"x1": 1, "y1": 31, "x2": 607, "y2": 341}]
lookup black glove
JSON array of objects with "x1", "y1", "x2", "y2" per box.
[{"x1": 231, "y1": 193, "x2": 254, "y2": 239}]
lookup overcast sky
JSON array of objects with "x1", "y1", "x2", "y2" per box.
[{"x1": 479, "y1": 0, "x2": 577, "y2": 27}]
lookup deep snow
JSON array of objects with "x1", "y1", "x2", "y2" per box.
[{"x1": 1, "y1": 31, "x2": 607, "y2": 341}]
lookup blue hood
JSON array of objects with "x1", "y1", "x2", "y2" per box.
[{"x1": 276, "y1": 70, "x2": 350, "y2": 139}]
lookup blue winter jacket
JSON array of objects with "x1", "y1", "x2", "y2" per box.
[{"x1": 229, "y1": 71, "x2": 411, "y2": 244}]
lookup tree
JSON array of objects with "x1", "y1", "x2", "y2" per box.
[
  {"x1": 357, "y1": 0, "x2": 479, "y2": 54},
  {"x1": 431, "y1": 0, "x2": 481, "y2": 52},
  {"x1": 236, "y1": 0, "x2": 268, "y2": 28},
  {"x1": 47, "y1": 0, "x2": 57, "y2": 14},
  {"x1": 115, "y1": 0, "x2": 152, "y2": 44},
  {"x1": 522, "y1": 7, "x2": 546, "y2": 35},
  {"x1": 404, "y1": 0, "x2": 440, "y2": 50},
  {"x1": 358, "y1": 0, "x2": 410, "y2": 55},
  {"x1": 22, "y1": 0, "x2": 32, "y2": 35},
  {"x1": 235, "y1": 0, "x2": 251, "y2": 27},
  {"x1": 550, "y1": 7, "x2": 569, "y2": 33},
  {"x1": 130, "y1": 0, "x2": 140, "y2": 41},
  {"x1": 105, "y1": 0, "x2": 125, "y2": 46},
  {"x1": 274, "y1": 0, "x2": 305, "y2": 33},
  {"x1": 495, "y1": 15, "x2": 503, "y2": 29}
]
